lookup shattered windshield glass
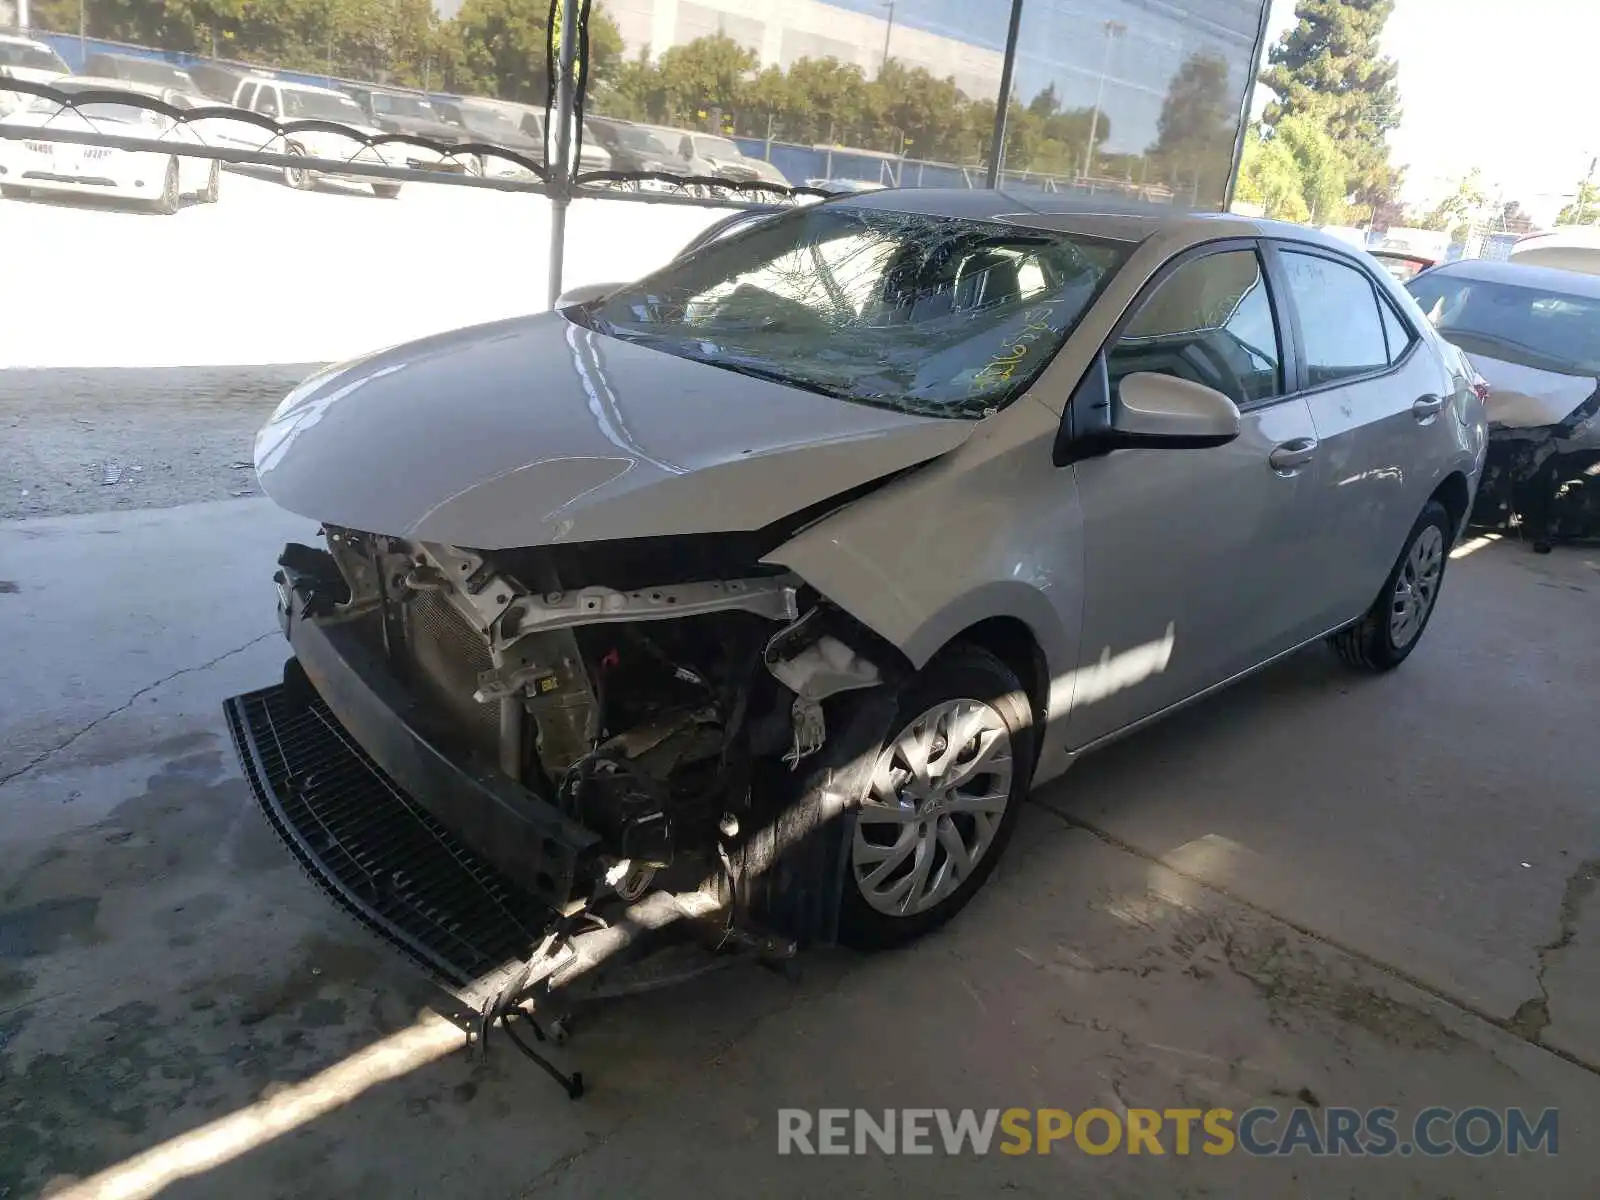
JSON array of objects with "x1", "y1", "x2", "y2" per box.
[{"x1": 572, "y1": 207, "x2": 1128, "y2": 418}]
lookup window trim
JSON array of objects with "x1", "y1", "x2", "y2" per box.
[
  {"x1": 1376, "y1": 291, "x2": 1419, "y2": 367},
  {"x1": 1093, "y1": 237, "x2": 1299, "y2": 413},
  {"x1": 1265, "y1": 239, "x2": 1415, "y2": 396}
]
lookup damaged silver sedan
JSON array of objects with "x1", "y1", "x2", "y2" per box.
[{"x1": 228, "y1": 194, "x2": 1485, "y2": 1081}]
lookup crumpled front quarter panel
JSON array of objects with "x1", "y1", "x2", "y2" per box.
[{"x1": 763, "y1": 395, "x2": 1083, "y2": 770}]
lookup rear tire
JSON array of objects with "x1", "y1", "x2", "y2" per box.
[
  {"x1": 837, "y1": 644, "x2": 1034, "y2": 951},
  {"x1": 1331, "y1": 500, "x2": 1452, "y2": 672},
  {"x1": 198, "y1": 159, "x2": 220, "y2": 203},
  {"x1": 151, "y1": 157, "x2": 180, "y2": 215},
  {"x1": 372, "y1": 182, "x2": 402, "y2": 200},
  {"x1": 283, "y1": 143, "x2": 314, "y2": 191}
]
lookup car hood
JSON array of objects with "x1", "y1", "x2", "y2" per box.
[
  {"x1": 254, "y1": 312, "x2": 975, "y2": 549},
  {"x1": 1466, "y1": 351, "x2": 1599, "y2": 431},
  {"x1": 1, "y1": 66, "x2": 66, "y2": 86}
]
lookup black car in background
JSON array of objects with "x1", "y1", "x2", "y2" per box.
[
  {"x1": 340, "y1": 84, "x2": 472, "y2": 172},
  {"x1": 432, "y1": 97, "x2": 544, "y2": 177},
  {"x1": 82, "y1": 52, "x2": 205, "y2": 101},
  {"x1": 1407, "y1": 258, "x2": 1600, "y2": 549},
  {"x1": 584, "y1": 116, "x2": 691, "y2": 184}
]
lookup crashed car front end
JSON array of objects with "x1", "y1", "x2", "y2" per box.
[{"x1": 1469, "y1": 368, "x2": 1600, "y2": 547}]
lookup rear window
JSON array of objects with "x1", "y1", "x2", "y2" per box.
[
  {"x1": 572, "y1": 206, "x2": 1127, "y2": 419},
  {"x1": 1407, "y1": 273, "x2": 1600, "y2": 375}
]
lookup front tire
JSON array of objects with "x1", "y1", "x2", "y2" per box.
[
  {"x1": 837, "y1": 644, "x2": 1034, "y2": 950},
  {"x1": 372, "y1": 182, "x2": 402, "y2": 200},
  {"x1": 1331, "y1": 500, "x2": 1452, "y2": 672},
  {"x1": 150, "y1": 157, "x2": 181, "y2": 215},
  {"x1": 283, "y1": 143, "x2": 314, "y2": 191}
]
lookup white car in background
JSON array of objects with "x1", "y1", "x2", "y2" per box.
[
  {"x1": 0, "y1": 78, "x2": 219, "y2": 213},
  {"x1": 0, "y1": 33, "x2": 71, "y2": 118},
  {"x1": 203, "y1": 77, "x2": 405, "y2": 198}
]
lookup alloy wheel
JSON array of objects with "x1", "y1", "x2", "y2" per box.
[
  {"x1": 1389, "y1": 524, "x2": 1445, "y2": 648},
  {"x1": 851, "y1": 698, "x2": 1014, "y2": 918}
]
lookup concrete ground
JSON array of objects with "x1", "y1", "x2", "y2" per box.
[{"x1": 1, "y1": 500, "x2": 1597, "y2": 1198}]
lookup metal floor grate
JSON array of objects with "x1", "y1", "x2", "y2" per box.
[{"x1": 225, "y1": 685, "x2": 554, "y2": 995}]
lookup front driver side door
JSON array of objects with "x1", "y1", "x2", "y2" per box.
[{"x1": 1066, "y1": 241, "x2": 1326, "y2": 748}]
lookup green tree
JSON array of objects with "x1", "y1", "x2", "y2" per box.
[
  {"x1": 1147, "y1": 52, "x2": 1236, "y2": 206},
  {"x1": 1409, "y1": 170, "x2": 1486, "y2": 237},
  {"x1": 1558, "y1": 164, "x2": 1600, "y2": 226},
  {"x1": 1262, "y1": 0, "x2": 1401, "y2": 213},
  {"x1": 1234, "y1": 126, "x2": 1310, "y2": 223},
  {"x1": 1272, "y1": 113, "x2": 1346, "y2": 223},
  {"x1": 445, "y1": 0, "x2": 621, "y2": 102},
  {"x1": 646, "y1": 34, "x2": 755, "y2": 127}
]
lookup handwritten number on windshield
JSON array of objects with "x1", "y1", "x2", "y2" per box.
[{"x1": 969, "y1": 306, "x2": 1058, "y2": 396}]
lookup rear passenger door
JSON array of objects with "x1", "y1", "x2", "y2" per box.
[
  {"x1": 1068, "y1": 242, "x2": 1326, "y2": 747},
  {"x1": 1270, "y1": 243, "x2": 1445, "y2": 626}
]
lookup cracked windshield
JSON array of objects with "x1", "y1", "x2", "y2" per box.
[{"x1": 575, "y1": 207, "x2": 1126, "y2": 415}]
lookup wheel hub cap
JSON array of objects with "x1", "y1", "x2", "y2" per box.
[
  {"x1": 1389, "y1": 524, "x2": 1445, "y2": 648},
  {"x1": 851, "y1": 698, "x2": 1013, "y2": 918}
]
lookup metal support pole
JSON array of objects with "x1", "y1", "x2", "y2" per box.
[
  {"x1": 1080, "y1": 21, "x2": 1124, "y2": 183},
  {"x1": 17, "y1": 0, "x2": 30, "y2": 32},
  {"x1": 984, "y1": 0, "x2": 1025, "y2": 188},
  {"x1": 547, "y1": 0, "x2": 580, "y2": 309},
  {"x1": 1224, "y1": 0, "x2": 1275, "y2": 213}
]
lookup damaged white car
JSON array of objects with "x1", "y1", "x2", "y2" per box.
[{"x1": 228, "y1": 194, "x2": 1485, "y2": 1070}]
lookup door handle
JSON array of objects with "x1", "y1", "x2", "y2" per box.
[
  {"x1": 1412, "y1": 394, "x2": 1446, "y2": 421},
  {"x1": 1268, "y1": 437, "x2": 1319, "y2": 474}
]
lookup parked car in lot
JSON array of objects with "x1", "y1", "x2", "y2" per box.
[
  {"x1": 1407, "y1": 257, "x2": 1600, "y2": 549},
  {"x1": 470, "y1": 99, "x2": 612, "y2": 177},
  {"x1": 430, "y1": 97, "x2": 543, "y2": 178},
  {"x1": 584, "y1": 116, "x2": 691, "y2": 187},
  {"x1": 186, "y1": 61, "x2": 273, "y2": 105},
  {"x1": 1508, "y1": 226, "x2": 1600, "y2": 277},
  {"x1": 208, "y1": 77, "x2": 403, "y2": 197},
  {"x1": 0, "y1": 78, "x2": 218, "y2": 213},
  {"x1": 0, "y1": 33, "x2": 70, "y2": 118},
  {"x1": 234, "y1": 196, "x2": 1484, "y2": 987},
  {"x1": 339, "y1": 84, "x2": 472, "y2": 174},
  {"x1": 81, "y1": 52, "x2": 206, "y2": 103},
  {"x1": 652, "y1": 126, "x2": 790, "y2": 189}
]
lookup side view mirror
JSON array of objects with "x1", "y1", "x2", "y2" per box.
[
  {"x1": 1114, "y1": 371, "x2": 1241, "y2": 448},
  {"x1": 555, "y1": 281, "x2": 626, "y2": 308},
  {"x1": 1055, "y1": 359, "x2": 1240, "y2": 466}
]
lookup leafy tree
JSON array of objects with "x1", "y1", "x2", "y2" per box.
[
  {"x1": 649, "y1": 34, "x2": 755, "y2": 127},
  {"x1": 1409, "y1": 170, "x2": 1486, "y2": 238},
  {"x1": 1558, "y1": 164, "x2": 1600, "y2": 226},
  {"x1": 1235, "y1": 126, "x2": 1310, "y2": 223},
  {"x1": 1272, "y1": 113, "x2": 1346, "y2": 223},
  {"x1": 1147, "y1": 52, "x2": 1236, "y2": 206},
  {"x1": 446, "y1": 0, "x2": 620, "y2": 103},
  {"x1": 1262, "y1": 0, "x2": 1401, "y2": 212}
]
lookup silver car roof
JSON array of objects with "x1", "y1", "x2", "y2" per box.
[
  {"x1": 1414, "y1": 256, "x2": 1600, "y2": 298},
  {"x1": 841, "y1": 189, "x2": 1366, "y2": 252}
]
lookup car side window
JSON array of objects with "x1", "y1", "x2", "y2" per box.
[
  {"x1": 1379, "y1": 298, "x2": 1414, "y2": 364},
  {"x1": 255, "y1": 87, "x2": 279, "y2": 117},
  {"x1": 1107, "y1": 249, "x2": 1283, "y2": 407},
  {"x1": 680, "y1": 136, "x2": 694, "y2": 159},
  {"x1": 237, "y1": 82, "x2": 256, "y2": 110},
  {"x1": 1280, "y1": 250, "x2": 1389, "y2": 385}
]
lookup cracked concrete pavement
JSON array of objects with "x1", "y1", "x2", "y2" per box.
[{"x1": 1, "y1": 500, "x2": 1598, "y2": 1197}]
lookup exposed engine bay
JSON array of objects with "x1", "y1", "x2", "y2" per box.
[
  {"x1": 324, "y1": 526, "x2": 884, "y2": 887},
  {"x1": 241, "y1": 526, "x2": 904, "y2": 1093}
]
